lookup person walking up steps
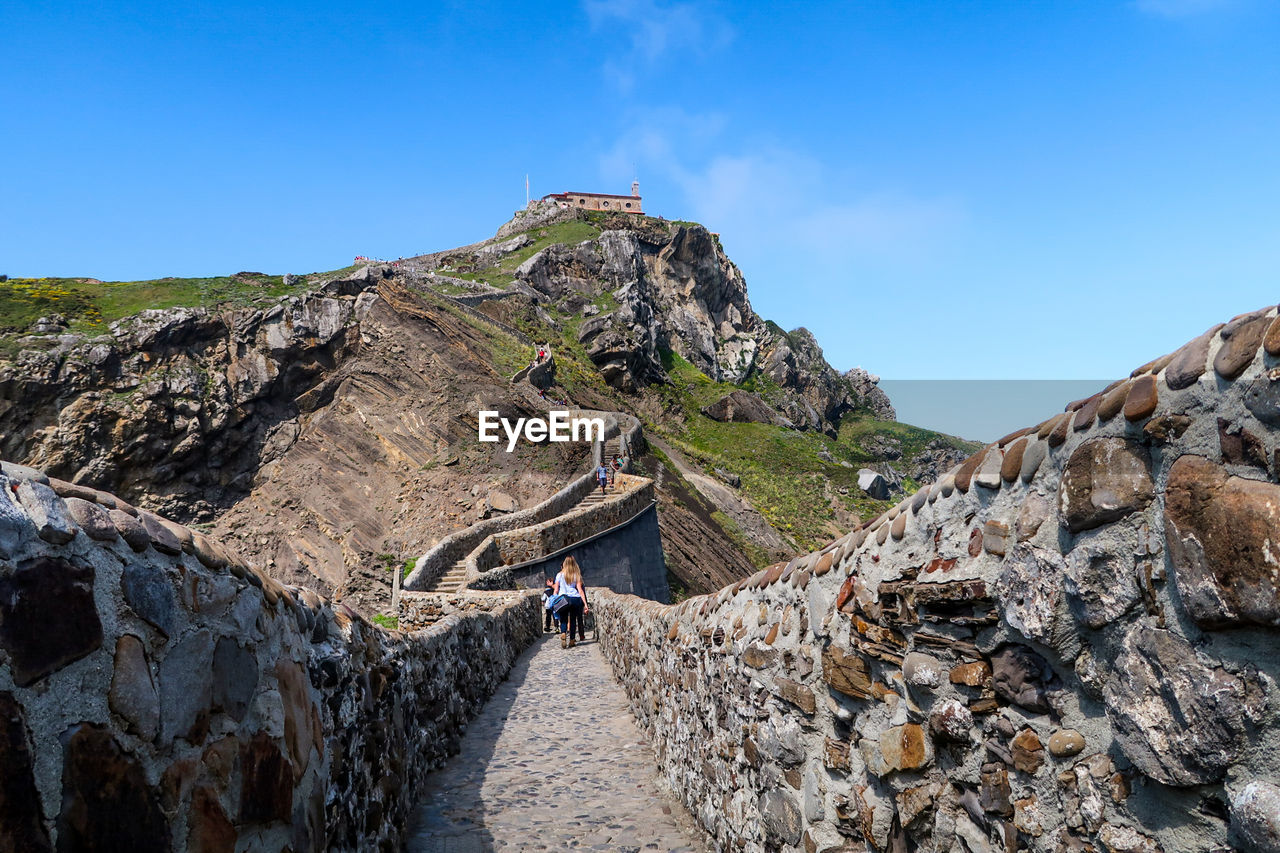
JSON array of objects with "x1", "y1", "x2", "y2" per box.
[
  {"x1": 554, "y1": 556, "x2": 588, "y2": 648},
  {"x1": 595, "y1": 462, "x2": 609, "y2": 496}
]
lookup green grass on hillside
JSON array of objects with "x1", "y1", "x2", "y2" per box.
[
  {"x1": 447, "y1": 270, "x2": 516, "y2": 289},
  {"x1": 497, "y1": 221, "x2": 601, "y2": 270},
  {"x1": 0, "y1": 266, "x2": 361, "y2": 339},
  {"x1": 434, "y1": 221, "x2": 602, "y2": 291},
  {"x1": 651, "y1": 350, "x2": 905, "y2": 548}
]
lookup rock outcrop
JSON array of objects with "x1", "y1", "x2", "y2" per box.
[
  {"x1": 0, "y1": 273, "x2": 587, "y2": 609},
  {"x1": 594, "y1": 304, "x2": 1280, "y2": 853},
  {"x1": 0, "y1": 211, "x2": 922, "y2": 608},
  {"x1": 491, "y1": 204, "x2": 891, "y2": 432},
  {"x1": 0, "y1": 274, "x2": 377, "y2": 520},
  {"x1": 702, "y1": 390, "x2": 791, "y2": 427}
]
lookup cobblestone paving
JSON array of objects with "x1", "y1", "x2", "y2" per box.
[{"x1": 407, "y1": 631, "x2": 709, "y2": 853}]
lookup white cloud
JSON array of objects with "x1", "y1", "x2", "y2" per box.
[
  {"x1": 597, "y1": 107, "x2": 727, "y2": 178},
  {"x1": 615, "y1": 136, "x2": 965, "y2": 268},
  {"x1": 1134, "y1": 0, "x2": 1239, "y2": 17},
  {"x1": 583, "y1": 0, "x2": 733, "y2": 88}
]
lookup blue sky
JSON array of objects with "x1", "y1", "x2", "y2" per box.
[{"x1": 3, "y1": 0, "x2": 1277, "y2": 379}]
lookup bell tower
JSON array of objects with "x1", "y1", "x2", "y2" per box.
[{"x1": 631, "y1": 179, "x2": 640, "y2": 197}]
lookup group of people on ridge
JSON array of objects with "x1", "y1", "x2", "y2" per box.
[{"x1": 541, "y1": 556, "x2": 588, "y2": 648}]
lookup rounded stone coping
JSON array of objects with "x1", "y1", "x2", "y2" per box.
[
  {"x1": 585, "y1": 301, "x2": 1280, "y2": 633},
  {"x1": 0, "y1": 458, "x2": 438, "y2": 641}
]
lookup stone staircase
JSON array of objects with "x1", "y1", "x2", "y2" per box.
[
  {"x1": 578, "y1": 489, "x2": 609, "y2": 507},
  {"x1": 421, "y1": 482, "x2": 619, "y2": 593},
  {"x1": 405, "y1": 337, "x2": 647, "y2": 596},
  {"x1": 425, "y1": 559, "x2": 470, "y2": 593},
  {"x1": 601, "y1": 435, "x2": 632, "y2": 471}
]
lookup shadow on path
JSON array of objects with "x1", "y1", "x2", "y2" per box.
[{"x1": 406, "y1": 632, "x2": 706, "y2": 852}]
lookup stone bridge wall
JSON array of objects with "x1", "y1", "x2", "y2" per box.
[
  {"x1": 403, "y1": 467, "x2": 600, "y2": 590},
  {"x1": 595, "y1": 304, "x2": 1280, "y2": 853},
  {"x1": 0, "y1": 462, "x2": 540, "y2": 852},
  {"x1": 505, "y1": 502, "x2": 669, "y2": 602},
  {"x1": 403, "y1": 409, "x2": 645, "y2": 591},
  {"x1": 483, "y1": 474, "x2": 652, "y2": 568},
  {"x1": 461, "y1": 477, "x2": 666, "y2": 600}
]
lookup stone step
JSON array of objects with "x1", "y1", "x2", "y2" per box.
[{"x1": 424, "y1": 561, "x2": 469, "y2": 592}]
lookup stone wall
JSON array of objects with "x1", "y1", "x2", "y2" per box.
[
  {"x1": 396, "y1": 589, "x2": 533, "y2": 631},
  {"x1": 594, "y1": 304, "x2": 1280, "y2": 853},
  {"x1": 481, "y1": 474, "x2": 653, "y2": 569},
  {"x1": 549, "y1": 192, "x2": 643, "y2": 213},
  {"x1": 0, "y1": 461, "x2": 540, "y2": 852},
  {"x1": 403, "y1": 409, "x2": 643, "y2": 591},
  {"x1": 403, "y1": 467, "x2": 599, "y2": 590},
  {"x1": 508, "y1": 502, "x2": 669, "y2": 602}
]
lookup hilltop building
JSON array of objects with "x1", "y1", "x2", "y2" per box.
[{"x1": 540, "y1": 181, "x2": 642, "y2": 214}]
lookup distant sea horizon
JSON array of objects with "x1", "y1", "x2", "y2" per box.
[{"x1": 876, "y1": 380, "x2": 1115, "y2": 445}]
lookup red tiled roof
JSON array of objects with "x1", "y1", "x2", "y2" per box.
[{"x1": 541, "y1": 191, "x2": 641, "y2": 201}]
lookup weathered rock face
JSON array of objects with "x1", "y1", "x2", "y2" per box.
[
  {"x1": 0, "y1": 278, "x2": 375, "y2": 520},
  {"x1": 0, "y1": 274, "x2": 588, "y2": 613},
  {"x1": 595, "y1": 303, "x2": 1280, "y2": 853},
  {"x1": 1164, "y1": 453, "x2": 1280, "y2": 628},
  {"x1": 1058, "y1": 437, "x2": 1154, "y2": 533},
  {"x1": 1101, "y1": 624, "x2": 1249, "y2": 786},
  {"x1": 910, "y1": 436, "x2": 971, "y2": 484},
  {"x1": 844, "y1": 367, "x2": 896, "y2": 421},
  {"x1": 499, "y1": 207, "x2": 892, "y2": 432},
  {"x1": 857, "y1": 468, "x2": 891, "y2": 500},
  {"x1": 702, "y1": 390, "x2": 790, "y2": 426},
  {"x1": 0, "y1": 463, "x2": 540, "y2": 851},
  {"x1": 0, "y1": 693, "x2": 52, "y2": 851},
  {"x1": 0, "y1": 555, "x2": 102, "y2": 687}
]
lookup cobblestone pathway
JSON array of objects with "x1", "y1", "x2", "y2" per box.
[{"x1": 406, "y1": 631, "x2": 709, "y2": 853}]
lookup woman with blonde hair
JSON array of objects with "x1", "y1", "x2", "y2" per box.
[{"x1": 554, "y1": 556, "x2": 588, "y2": 648}]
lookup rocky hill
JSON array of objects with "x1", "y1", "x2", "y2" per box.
[
  {"x1": 0, "y1": 207, "x2": 975, "y2": 615},
  {"x1": 418, "y1": 202, "x2": 894, "y2": 432}
]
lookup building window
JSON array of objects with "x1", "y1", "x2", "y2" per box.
[
  {"x1": 578, "y1": 198, "x2": 585, "y2": 205},
  {"x1": 603, "y1": 201, "x2": 610, "y2": 207},
  {"x1": 625, "y1": 202, "x2": 631, "y2": 209}
]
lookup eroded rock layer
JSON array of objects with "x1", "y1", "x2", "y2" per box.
[
  {"x1": 0, "y1": 271, "x2": 586, "y2": 609},
  {"x1": 595, "y1": 305, "x2": 1280, "y2": 853}
]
